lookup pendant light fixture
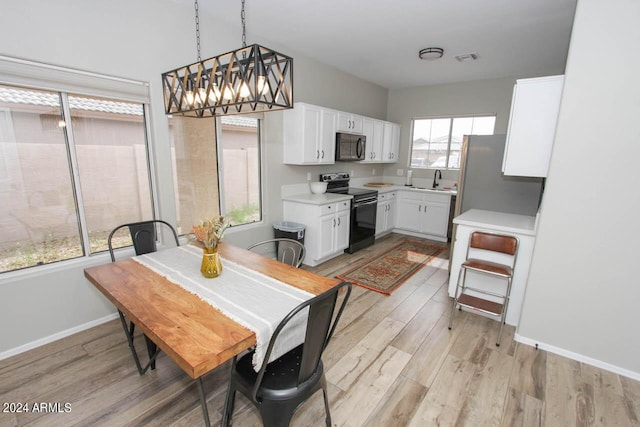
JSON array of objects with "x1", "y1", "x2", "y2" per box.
[{"x1": 162, "y1": 0, "x2": 293, "y2": 117}]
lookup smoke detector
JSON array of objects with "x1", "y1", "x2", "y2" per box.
[{"x1": 455, "y1": 53, "x2": 479, "y2": 62}]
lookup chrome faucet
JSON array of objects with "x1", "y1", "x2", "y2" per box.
[{"x1": 432, "y1": 169, "x2": 442, "y2": 189}]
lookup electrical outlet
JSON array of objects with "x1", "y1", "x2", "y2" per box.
[
  {"x1": 397, "y1": 169, "x2": 404, "y2": 176},
  {"x1": 307, "y1": 172, "x2": 311, "y2": 181}
]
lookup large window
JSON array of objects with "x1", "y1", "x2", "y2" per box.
[
  {"x1": 170, "y1": 115, "x2": 262, "y2": 234},
  {"x1": 0, "y1": 84, "x2": 153, "y2": 273},
  {"x1": 410, "y1": 115, "x2": 496, "y2": 169}
]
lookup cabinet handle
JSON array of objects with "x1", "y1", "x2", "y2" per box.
[
  {"x1": 337, "y1": 217, "x2": 341, "y2": 226},
  {"x1": 333, "y1": 218, "x2": 336, "y2": 227},
  {"x1": 316, "y1": 150, "x2": 319, "y2": 159},
  {"x1": 418, "y1": 205, "x2": 421, "y2": 212},
  {"x1": 321, "y1": 150, "x2": 325, "y2": 159}
]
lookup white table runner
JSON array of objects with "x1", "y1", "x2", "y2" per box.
[{"x1": 132, "y1": 245, "x2": 314, "y2": 371}]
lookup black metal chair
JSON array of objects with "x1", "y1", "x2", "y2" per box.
[
  {"x1": 222, "y1": 281, "x2": 352, "y2": 427},
  {"x1": 107, "y1": 219, "x2": 180, "y2": 374},
  {"x1": 247, "y1": 238, "x2": 306, "y2": 268}
]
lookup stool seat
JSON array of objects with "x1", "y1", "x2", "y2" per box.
[{"x1": 462, "y1": 258, "x2": 512, "y2": 277}]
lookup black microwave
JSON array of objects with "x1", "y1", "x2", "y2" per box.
[{"x1": 335, "y1": 132, "x2": 366, "y2": 161}]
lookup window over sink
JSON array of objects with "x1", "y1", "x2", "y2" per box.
[{"x1": 410, "y1": 115, "x2": 496, "y2": 169}]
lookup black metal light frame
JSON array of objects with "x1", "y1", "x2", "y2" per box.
[{"x1": 162, "y1": 44, "x2": 293, "y2": 117}]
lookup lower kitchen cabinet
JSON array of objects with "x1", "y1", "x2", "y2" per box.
[
  {"x1": 283, "y1": 198, "x2": 351, "y2": 266},
  {"x1": 375, "y1": 191, "x2": 396, "y2": 236},
  {"x1": 395, "y1": 191, "x2": 450, "y2": 241}
]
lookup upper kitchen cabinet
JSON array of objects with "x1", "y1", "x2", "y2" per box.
[
  {"x1": 284, "y1": 102, "x2": 337, "y2": 164},
  {"x1": 502, "y1": 75, "x2": 564, "y2": 177},
  {"x1": 337, "y1": 112, "x2": 364, "y2": 134},
  {"x1": 361, "y1": 118, "x2": 384, "y2": 162},
  {"x1": 381, "y1": 122, "x2": 400, "y2": 163}
]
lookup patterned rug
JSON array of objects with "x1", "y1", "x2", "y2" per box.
[{"x1": 336, "y1": 240, "x2": 447, "y2": 295}]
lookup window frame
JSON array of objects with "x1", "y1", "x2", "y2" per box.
[
  {"x1": 215, "y1": 115, "x2": 264, "y2": 230},
  {"x1": 409, "y1": 113, "x2": 497, "y2": 170},
  {"x1": 0, "y1": 56, "x2": 158, "y2": 276}
]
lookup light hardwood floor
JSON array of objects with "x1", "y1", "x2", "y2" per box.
[{"x1": 1, "y1": 233, "x2": 639, "y2": 426}]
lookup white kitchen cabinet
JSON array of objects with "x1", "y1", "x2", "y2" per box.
[
  {"x1": 283, "y1": 102, "x2": 337, "y2": 164},
  {"x1": 502, "y1": 75, "x2": 564, "y2": 177},
  {"x1": 381, "y1": 122, "x2": 400, "y2": 163},
  {"x1": 336, "y1": 112, "x2": 364, "y2": 134},
  {"x1": 448, "y1": 209, "x2": 536, "y2": 326},
  {"x1": 361, "y1": 118, "x2": 384, "y2": 162},
  {"x1": 283, "y1": 198, "x2": 351, "y2": 266},
  {"x1": 375, "y1": 191, "x2": 396, "y2": 236},
  {"x1": 395, "y1": 190, "x2": 449, "y2": 241}
]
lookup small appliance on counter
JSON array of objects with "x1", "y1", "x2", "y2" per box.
[{"x1": 320, "y1": 172, "x2": 378, "y2": 253}]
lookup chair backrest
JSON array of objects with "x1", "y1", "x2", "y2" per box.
[
  {"x1": 469, "y1": 231, "x2": 518, "y2": 256},
  {"x1": 252, "y1": 281, "x2": 352, "y2": 396},
  {"x1": 108, "y1": 220, "x2": 180, "y2": 262},
  {"x1": 247, "y1": 238, "x2": 305, "y2": 268}
]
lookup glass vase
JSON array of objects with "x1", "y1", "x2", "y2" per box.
[{"x1": 201, "y1": 246, "x2": 223, "y2": 278}]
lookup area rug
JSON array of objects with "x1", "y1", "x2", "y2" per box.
[{"x1": 336, "y1": 240, "x2": 446, "y2": 295}]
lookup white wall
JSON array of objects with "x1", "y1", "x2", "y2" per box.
[
  {"x1": 385, "y1": 77, "x2": 516, "y2": 183},
  {"x1": 0, "y1": 0, "x2": 387, "y2": 355},
  {"x1": 517, "y1": 0, "x2": 640, "y2": 376}
]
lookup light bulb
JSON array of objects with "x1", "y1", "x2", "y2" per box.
[
  {"x1": 257, "y1": 75, "x2": 269, "y2": 96},
  {"x1": 197, "y1": 88, "x2": 207, "y2": 105},
  {"x1": 239, "y1": 81, "x2": 250, "y2": 98},
  {"x1": 185, "y1": 90, "x2": 196, "y2": 107},
  {"x1": 222, "y1": 83, "x2": 234, "y2": 100},
  {"x1": 210, "y1": 84, "x2": 221, "y2": 102}
]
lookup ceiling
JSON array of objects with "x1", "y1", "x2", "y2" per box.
[{"x1": 185, "y1": 0, "x2": 576, "y2": 90}]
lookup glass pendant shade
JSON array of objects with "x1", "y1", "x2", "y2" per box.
[{"x1": 162, "y1": 44, "x2": 293, "y2": 117}]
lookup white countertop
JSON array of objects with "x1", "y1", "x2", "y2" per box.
[
  {"x1": 353, "y1": 184, "x2": 457, "y2": 196},
  {"x1": 453, "y1": 209, "x2": 537, "y2": 236},
  {"x1": 282, "y1": 192, "x2": 353, "y2": 205}
]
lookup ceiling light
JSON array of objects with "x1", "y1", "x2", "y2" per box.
[
  {"x1": 455, "y1": 53, "x2": 479, "y2": 62},
  {"x1": 162, "y1": 0, "x2": 293, "y2": 117},
  {"x1": 418, "y1": 47, "x2": 444, "y2": 61}
]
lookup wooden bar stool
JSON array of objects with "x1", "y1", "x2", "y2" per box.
[{"x1": 448, "y1": 231, "x2": 519, "y2": 346}]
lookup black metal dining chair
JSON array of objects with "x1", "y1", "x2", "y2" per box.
[
  {"x1": 222, "y1": 281, "x2": 352, "y2": 427},
  {"x1": 107, "y1": 219, "x2": 180, "y2": 374},
  {"x1": 247, "y1": 238, "x2": 306, "y2": 268}
]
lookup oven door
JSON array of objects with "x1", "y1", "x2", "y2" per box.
[{"x1": 349, "y1": 197, "x2": 377, "y2": 248}]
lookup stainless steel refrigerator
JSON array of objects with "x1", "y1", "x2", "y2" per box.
[{"x1": 453, "y1": 134, "x2": 543, "y2": 219}]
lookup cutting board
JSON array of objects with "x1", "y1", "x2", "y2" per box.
[{"x1": 364, "y1": 182, "x2": 393, "y2": 187}]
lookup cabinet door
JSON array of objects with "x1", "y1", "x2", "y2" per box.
[
  {"x1": 337, "y1": 113, "x2": 363, "y2": 133},
  {"x1": 302, "y1": 104, "x2": 322, "y2": 162},
  {"x1": 318, "y1": 108, "x2": 337, "y2": 164},
  {"x1": 318, "y1": 214, "x2": 336, "y2": 260},
  {"x1": 335, "y1": 210, "x2": 350, "y2": 250},
  {"x1": 502, "y1": 75, "x2": 564, "y2": 177},
  {"x1": 375, "y1": 200, "x2": 387, "y2": 235},
  {"x1": 422, "y1": 202, "x2": 449, "y2": 236},
  {"x1": 362, "y1": 118, "x2": 383, "y2": 163},
  {"x1": 386, "y1": 197, "x2": 396, "y2": 232},
  {"x1": 395, "y1": 198, "x2": 422, "y2": 232},
  {"x1": 382, "y1": 122, "x2": 400, "y2": 162}
]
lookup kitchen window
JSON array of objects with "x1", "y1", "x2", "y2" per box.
[
  {"x1": 410, "y1": 115, "x2": 496, "y2": 169},
  {"x1": 169, "y1": 115, "x2": 262, "y2": 234},
  {"x1": 0, "y1": 58, "x2": 154, "y2": 274}
]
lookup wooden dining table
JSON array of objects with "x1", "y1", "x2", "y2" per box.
[{"x1": 84, "y1": 242, "x2": 341, "y2": 426}]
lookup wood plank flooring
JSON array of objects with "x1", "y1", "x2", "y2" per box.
[{"x1": 1, "y1": 233, "x2": 639, "y2": 426}]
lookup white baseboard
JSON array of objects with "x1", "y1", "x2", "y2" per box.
[
  {"x1": 0, "y1": 313, "x2": 119, "y2": 361},
  {"x1": 514, "y1": 333, "x2": 640, "y2": 381}
]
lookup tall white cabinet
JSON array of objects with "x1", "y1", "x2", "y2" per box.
[
  {"x1": 283, "y1": 103, "x2": 337, "y2": 164},
  {"x1": 502, "y1": 75, "x2": 564, "y2": 177}
]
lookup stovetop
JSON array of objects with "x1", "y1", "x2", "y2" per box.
[{"x1": 319, "y1": 172, "x2": 378, "y2": 201}]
